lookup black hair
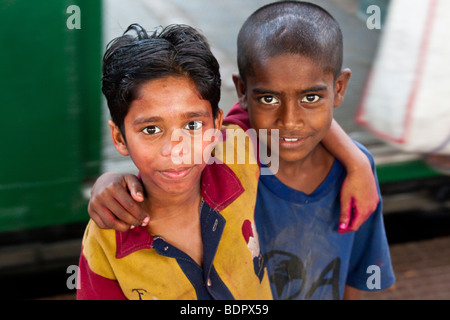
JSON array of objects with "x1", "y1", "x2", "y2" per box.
[
  {"x1": 237, "y1": 1, "x2": 343, "y2": 83},
  {"x1": 102, "y1": 24, "x2": 221, "y2": 136}
]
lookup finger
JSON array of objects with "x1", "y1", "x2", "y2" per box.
[
  {"x1": 345, "y1": 201, "x2": 370, "y2": 232},
  {"x1": 338, "y1": 202, "x2": 351, "y2": 233},
  {"x1": 347, "y1": 206, "x2": 374, "y2": 232},
  {"x1": 104, "y1": 196, "x2": 143, "y2": 227},
  {"x1": 113, "y1": 190, "x2": 147, "y2": 224},
  {"x1": 89, "y1": 211, "x2": 107, "y2": 229},
  {"x1": 124, "y1": 175, "x2": 145, "y2": 203},
  {"x1": 88, "y1": 202, "x2": 107, "y2": 229},
  {"x1": 350, "y1": 195, "x2": 380, "y2": 232},
  {"x1": 338, "y1": 194, "x2": 354, "y2": 233},
  {"x1": 90, "y1": 205, "x2": 131, "y2": 232},
  {"x1": 345, "y1": 209, "x2": 361, "y2": 232}
]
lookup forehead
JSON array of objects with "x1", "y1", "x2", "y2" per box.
[
  {"x1": 135, "y1": 76, "x2": 200, "y2": 104},
  {"x1": 247, "y1": 54, "x2": 335, "y2": 91},
  {"x1": 128, "y1": 76, "x2": 212, "y2": 118}
]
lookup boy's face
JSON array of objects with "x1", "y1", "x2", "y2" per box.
[
  {"x1": 110, "y1": 76, "x2": 223, "y2": 196},
  {"x1": 234, "y1": 54, "x2": 350, "y2": 166}
]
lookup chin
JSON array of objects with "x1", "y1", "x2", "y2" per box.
[
  {"x1": 158, "y1": 172, "x2": 202, "y2": 193},
  {"x1": 278, "y1": 150, "x2": 311, "y2": 164}
]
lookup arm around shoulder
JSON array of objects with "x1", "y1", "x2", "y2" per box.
[{"x1": 322, "y1": 120, "x2": 380, "y2": 233}]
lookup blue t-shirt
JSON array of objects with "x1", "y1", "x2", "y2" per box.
[{"x1": 255, "y1": 142, "x2": 395, "y2": 300}]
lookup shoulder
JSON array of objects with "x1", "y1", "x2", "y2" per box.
[
  {"x1": 82, "y1": 219, "x2": 116, "y2": 246},
  {"x1": 203, "y1": 125, "x2": 260, "y2": 210},
  {"x1": 223, "y1": 102, "x2": 251, "y2": 131},
  {"x1": 80, "y1": 220, "x2": 118, "y2": 280},
  {"x1": 202, "y1": 124, "x2": 260, "y2": 211},
  {"x1": 215, "y1": 123, "x2": 260, "y2": 177}
]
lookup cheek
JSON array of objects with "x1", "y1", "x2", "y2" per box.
[
  {"x1": 187, "y1": 130, "x2": 217, "y2": 165},
  {"x1": 307, "y1": 107, "x2": 333, "y2": 130},
  {"x1": 124, "y1": 137, "x2": 160, "y2": 171},
  {"x1": 248, "y1": 110, "x2": 276, "y2": 148},
  {"x1": 129, "y1": 149, "x2": 157, "y2": 172}
]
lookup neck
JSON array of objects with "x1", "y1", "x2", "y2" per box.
[
  {"x1": 274, "y1": 144, "x2": 334, "y2": 194},
  {"x1": 142, "y1": 179, "x2": 204, "y2": 267},
  {"x1": 142, "y1": 180, "x2": 202, "y2": 222}
]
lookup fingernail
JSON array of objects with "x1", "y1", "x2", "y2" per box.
[
  {"x1": 142, "y1": 216, "x2": 150, "y2": 226},
  {"x1": 339, "y1": 222, "x2": 347, "y2": 230},
  {"x1": 130, "y1": 225, "x2": 135, "y2": 229}
]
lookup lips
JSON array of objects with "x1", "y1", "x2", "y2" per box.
[
  {"x1": 159, "y1": 166, "x2": 194, "y2": 180},
  {"x1": 259, "y1": 129, "x2": 312, "y2": 151},
  {"x1": 278, "y1": 134, "x2": 309, "y2": 149}
]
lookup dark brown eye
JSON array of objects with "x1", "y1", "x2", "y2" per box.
[
  {"x1": 142, "y1": 126, "x2": 161, "y2": 135},
  {"x1": 184, "y1": 120, "x2": 203, "y2": 130},
  {"x1": 302, "y1": 95, "x2": 320, "y2": 103},
  {"x1": 259, "y1": 96, "x2": 279, "y2": 105}
]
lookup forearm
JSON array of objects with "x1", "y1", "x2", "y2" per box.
[{"x1": 322, "y1": 119, "x2": 370, "y2": 173}]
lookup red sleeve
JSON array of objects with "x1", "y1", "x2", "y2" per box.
[
  {"x1": 77, "y1": 251, "x2": 127, "y2": 300},
  {"x1": 223, "y1": 102, "x2": 251, "y2": 131},
  {"x1": 223, "y1": 101, "x2": 263, "y2": 168}
]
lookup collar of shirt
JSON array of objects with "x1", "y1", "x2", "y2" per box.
[{"x1": 115, "y1": 159, "x2": 244, "y2": 259}]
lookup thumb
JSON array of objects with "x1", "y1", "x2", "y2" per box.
[
  {"x1": 338, "y1": 198, "x2": 353, "y2": 233},
  {"x1": 124, "y1": 174, "x2": 145, "y2": 202}
]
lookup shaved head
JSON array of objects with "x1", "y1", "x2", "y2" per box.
[{"x1": 237, "y1": 1, "x2": 343, "y2": 82}]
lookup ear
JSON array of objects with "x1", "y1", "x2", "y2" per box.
[
  {"x1": 210, "y1": 109, "x2": 224, "y2": 150},
  {"x1": 232, "y1": 72, "x2": 248, "y2": 110},
  {"x1": 214, "y1": 109, "x2": 224, "y2": 131},
  {"x1": 108, "y1": 120, "x2": 129, "y2": 156},
  {"x1": 333, "y1": 68, "x2": 351, "y2": 108}
]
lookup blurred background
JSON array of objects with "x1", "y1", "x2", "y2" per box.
[{"x1": 0, "y1": 0, "x2": 449, "y2": 299}]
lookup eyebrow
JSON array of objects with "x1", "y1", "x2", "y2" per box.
[
  {"x1": 132, "y1": 111, "x2": 212, "y2": 126},
  {"x1": 182, "y1": 111, "x2": 212, "y2": 119},
  {"x1": 252, "y1": 88, "x2": 278, "y2": 95},
  {"x1": 133, "y1": 116, "x2": 162, "y2": 126},
  {"x1": 252, "y1": 85, "x2": 328, "y2": 95},
  {"x1": 299, "y1": 85, "x2": 328, "y2": 94}
]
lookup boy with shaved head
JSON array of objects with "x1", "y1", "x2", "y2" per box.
[{"x1": 229, "y1": 1, "x2": 394, "y2": 299}]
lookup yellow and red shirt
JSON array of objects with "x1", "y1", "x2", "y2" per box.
[{"x1": 77, "y1": 124, "x2": 272, "y2": 300}]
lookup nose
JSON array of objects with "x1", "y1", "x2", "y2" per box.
[
  {"x1": 160, "y1": 137, "x2": 174, "y2": 157},
  {"x1": 277, "y1": 99, "x2": 303, "y2": 130},
  {"x1": 161, "y1": 130, "x2": 187, "y2": 157}
]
